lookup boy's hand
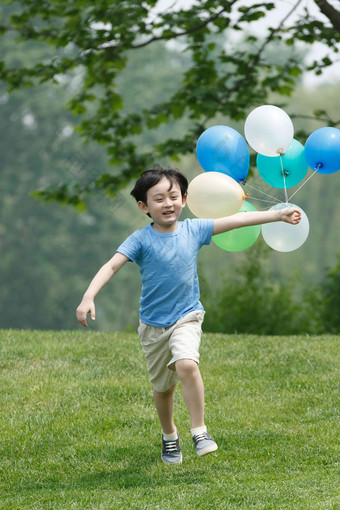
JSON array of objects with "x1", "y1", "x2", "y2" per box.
[
  {"x1": 76, "y1": 297, "x2": 96, "y2": 328},
  {"x1": 281, "y1": 207, "x2": 302, "y2": 225}
]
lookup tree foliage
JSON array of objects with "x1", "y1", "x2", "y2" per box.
[
  {"x1": 0, "y1": 28, "x2": 338, "y2": 332},
  {"x1": 202, "y1": 242, "x2": 340, "y2": 335},
  {"x1": 0, "y1": 74, "x2": 142, "y2": 330},
  {"x1": 202, "y1": 242, "x2": 313, "y2": 335},
  {"x1": 0, "y1": 0, "x2": 339, "y2": 208},
  {"x1": 320, "y1": 255, "x2": 340, "y2": 333}
]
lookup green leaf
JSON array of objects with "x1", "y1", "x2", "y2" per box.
[
  {"x1": 171, "y1": 102, "x2": 185, "y2": 119},
  {"x1": 288, "y1": 66, "x2": 302, "y2": 77},
  {"x1": 313, "y1": 109, "x2": 327, "y2": 118},
  {"x1": 73, "y1": 201, "x2": 88, "y2": 213},
  {"x1": 278, "y1": 85, "x2": 293, "y2": 95}
]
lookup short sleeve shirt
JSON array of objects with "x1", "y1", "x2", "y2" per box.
[{"x1": 117, "y1": 218, "x2": 214, "y2": 327}]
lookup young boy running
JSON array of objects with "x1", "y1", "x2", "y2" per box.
[{"x1": 76, "y1": 168, "x2": 301, "y2": 464}]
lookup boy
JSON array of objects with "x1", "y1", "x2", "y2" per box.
[{"x1": 76, "y1": 167, "x2": 301, "y2": 465}]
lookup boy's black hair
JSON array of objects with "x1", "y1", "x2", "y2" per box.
[{"x1": 130, "y1": 167, "x2": 188, "y2": 205}]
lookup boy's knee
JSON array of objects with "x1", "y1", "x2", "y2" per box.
[
  {"x1": 175, "y1": 358, "x2": 199, "y2": 378},
  {"x1": 153, "y1": 385, "x2": 176, "y2": 398}
]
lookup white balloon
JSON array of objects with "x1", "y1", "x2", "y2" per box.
[
  {"x1": 187, "y1": 172, "x2": 245, "y2": 218},
  {"x1": 261, "y1": 203, "x2": 309, "y2": 252},
  {"x1": 245, "y1": 105, "x2": 294, "y2": 157}
]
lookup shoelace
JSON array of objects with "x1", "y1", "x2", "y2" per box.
[
  {"x1": 163, "y1": 439, "x2": 178, "y2": 452},
  {"x1": 193, "y1": 432, "x2": 209, "y2": 444}
]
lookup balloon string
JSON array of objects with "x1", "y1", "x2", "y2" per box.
[
  {"x1": 288, "y1": 169, "x2": 318, "y2": 202},
  {"x1": 279, "y1": 154, "x2": 289, "y2": 204},
  {"x1": 246, "y1": 195, "x2": 279, "y2": 204},
  {"x1": 243, "y1": 183, "x2": 281, "y2": 203}
]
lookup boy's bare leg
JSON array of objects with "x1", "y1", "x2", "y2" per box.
[
  {"x1": 175, "y1": 359, "x2": 205, "y2": 429},
  {"x1": 153, "y1": 385, "x2": 177, "y2": 434}
]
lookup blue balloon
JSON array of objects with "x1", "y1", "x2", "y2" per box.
[
  {"x1": 196, "y1": 125, "x2": 249, "y2": 183},
  {"x1": 257, "y1": 139, "x2": 308, "y2": 188},
  {"x1": 305, "y1": 127, "x2": 340, "y2": 174}
]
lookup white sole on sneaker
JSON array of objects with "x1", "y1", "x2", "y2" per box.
[
  {"x1": 197, "y1": 443, "x2": 218, "y2": 456},
  {"x1": 161, "y1": 453, "x2": 183, "y2": 464}
]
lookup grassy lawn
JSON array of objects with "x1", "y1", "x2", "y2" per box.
[{"x1": 0, "y1": 329, "x2": 339, "y2": 509}]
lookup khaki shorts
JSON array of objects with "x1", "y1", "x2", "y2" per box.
[{"x1": 138, "y1": 310, "x2": 205, "y2": 393}]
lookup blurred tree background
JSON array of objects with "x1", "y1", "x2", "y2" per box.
[{"x1": 0, "y1": 0, "x2": 339, "y2": 332}]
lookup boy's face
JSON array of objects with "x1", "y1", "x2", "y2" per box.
[{"x1": 137, "y1": 177, "x2": 186, "y2": 232}]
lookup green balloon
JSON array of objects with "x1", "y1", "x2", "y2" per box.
[{"x1": 212, "y1": 201, "x2": 261, "y2": 251}]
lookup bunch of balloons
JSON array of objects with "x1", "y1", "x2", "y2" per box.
[{"x1": 187, "y1": 105, "x2": 340, "y2": 253}]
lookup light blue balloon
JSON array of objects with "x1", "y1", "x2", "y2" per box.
[
  {"x1": 305, "y1": 127, "x2": 340, "y2": 174},
  {"x1": 196, "y1": 125, "x2": 249, "y2": 183},
  {"x1": 256, "y1": 139, "x2": 308, "y2": 188}
]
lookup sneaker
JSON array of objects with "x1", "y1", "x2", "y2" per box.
[
  {"x1": 192, "y1": 431, "x2": 218, "y2": 457},
  {"x1": 161, "y1": 435, "x2": 182, "y2": 464}
]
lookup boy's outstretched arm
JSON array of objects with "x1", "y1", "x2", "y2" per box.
[
  {"x1": 213, "y1": 207, "x2": 302, "y2": 235},
  {"x1": 76, "y1": 252, "x2": 129, "y2": 327}
]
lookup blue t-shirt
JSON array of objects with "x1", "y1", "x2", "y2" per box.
[{"x1": 117, "y1": 218, "x2": 214, "y2": 327}]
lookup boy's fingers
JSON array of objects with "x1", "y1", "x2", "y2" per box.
[
  {"x1": 80, "y1": 317, "x2": 88, "y2": 327},
  {"x1": 76, "y1": 309, "x2": 89, "y2": 327},
  {"x1": 81, "y1": 313, "x2": 88, "y2": 327}
]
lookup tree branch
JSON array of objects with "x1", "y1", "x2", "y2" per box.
[
  {"x1": 226, "y1": 0, "x2": 304, "y2": 98},
  {"x1": 131, "y1": 1, "x2": 239, "y2": 49},
  {"x1": 290, "y1": 113, "x2": 340, "y2": 126},
  {"x1": 313, "y1": 0, "x2": 340, "y2": 31}
]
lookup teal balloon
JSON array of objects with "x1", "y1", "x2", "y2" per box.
[
  {"x1": 212, "y1": 201, "x2": 261, "y2": 252},
  {"x1": 256, "y1": 139, "x2": 308, "y2": 188}
]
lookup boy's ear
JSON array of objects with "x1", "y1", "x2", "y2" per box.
[
  {"x1": 137, "y1": 201, "x2": 149, "y2": 214},
  {"x1": 182, "y1": 193, "x2": 187, "y2": 206}
]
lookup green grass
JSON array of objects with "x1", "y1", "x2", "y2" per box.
[{"x1": 0, "y1": 329, "x2": 339, "y2": 510}]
